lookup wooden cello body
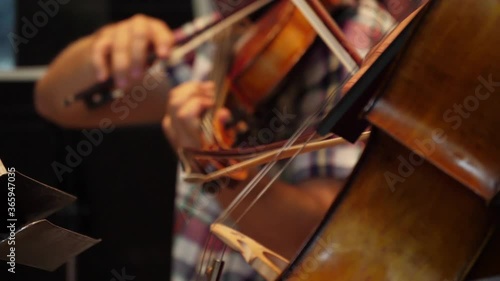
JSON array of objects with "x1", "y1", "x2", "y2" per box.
[{"x1": 278, "y1": 0, "x2": 500, "y2": 280}]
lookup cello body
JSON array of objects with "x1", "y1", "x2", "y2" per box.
[{"x1": 279, "y1": 0, "x2": 500, "y2": 280}]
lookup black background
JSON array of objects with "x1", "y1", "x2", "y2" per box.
[{"x1": 0, "y1": 1, "x2": 192, "y2": 280}]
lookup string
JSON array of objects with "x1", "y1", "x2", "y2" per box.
[
  {"x1": 216, "y1": 75, "x2": 347, "y2": 227},
  {"x1": 232, "y1": 117, "x2": 319, "y2": 225},
  {"x1": 191, "y1": 8, "x2": 358, "y2": 281},
  {"x1": 196, "y1": 233, "x2": 217, "y2": 281},
  {"x1": 200, "y1": 25, "x2": 234, "y2": 144},
  {"x1": 193, "y1": 79, "x2": 347, "y2": 281},
  {"x1": 193, "y1": 10, "x2": 251, "y2": 281},
  {"x1": 213, "y1": 0, "x2": 361, "y2": 227},
  {"x1": 193, "y1": 0, "x2": 359, "y2": 278}
]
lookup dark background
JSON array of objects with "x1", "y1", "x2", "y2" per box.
[{"x1": 0, "y1": 0, "x2": 193, "y2": 280}]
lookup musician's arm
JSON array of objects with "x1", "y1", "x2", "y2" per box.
[{"x1": 35, "y1": 14, "x2": 174, "y2": 129}]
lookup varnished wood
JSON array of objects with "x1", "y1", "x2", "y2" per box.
[
  {"x1": 279, "y1": 1, "x2": 500, "y2": 280},
  {"x1": 230, "y1": 0, "x2": 317, "y2": 112},
  {"x1": 282, "y1": 130, "x2": 495, "y2": 281},
  {"x1": 366, "y1": 0, "x2": 500, "y2": 201}
]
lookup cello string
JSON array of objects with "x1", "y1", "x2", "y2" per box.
[
  {"x1": 189, "y1": 24, "x2": 230, "y2": 281},
  {"x1": 211, "y1": 86, "x2": 352, "y2": 281},
  {"x1": 193, "y1": 19, "x2": 245, "y2": 280},
  {"x1": 232, "y1": 116, "x2": 319, "y2": 225},
  {"x1": 214, "y1": 115, "x2": 313, "y2": 225},
  {"x1": 231, "y1": 82, "x2": 344, "y2": 225},
  {"x1": 215, "y1": 105, "x2": 321, "y2": 226},
  {"x1": 213, "y1": 0, "x2": 362, "y2": 226},
  {"x1": 196, "y1": 36, "x2": 228, "y2": 280},
  {"x1": 216, "y1": 42, "x2": 355, "y2": 226},
  {"x1": 196, "y1": 232, "x2": 215, "y2": 280},
  {"x1": 214, "y1": 68, "x2": 345, "y2": 223},
  {"x1": 196, "y1": 0, "x2": 358, "y2": 275},
  {"x1": 203, "y1": 26, "x2": 238, "y2": 274},
  {"x1": 207, "y1": 72, "x2": 353, "y2": 281}
]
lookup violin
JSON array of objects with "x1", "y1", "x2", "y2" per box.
[
  {"x1": 64, "y1": 0, "x2": 364, "y2": 189},
  {"x1": 177, "y1": 0, "x2": 366, "y2": 188},
  {"x1": 229, "y1": 0, "x2": 364, "y2": 114},
  {"x1": 184, "y1": 0, "x2": 330, "y2": 185}
]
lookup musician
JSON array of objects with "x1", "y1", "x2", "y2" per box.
[{"x1": 34, "y1": 0, "x2": 423, "y2": 280}]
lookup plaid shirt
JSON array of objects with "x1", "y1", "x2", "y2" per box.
[{"x1": 169, "y1": 1, "x2": 423, "y2": 280}]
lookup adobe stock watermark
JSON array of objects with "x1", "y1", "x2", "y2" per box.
[
  {"x1": 384, "y1": 74, "x2": 500, "y2": 192},
  {"x1": 237, "y1": 107, "x2": 297, "y2": 154},
  {"x1": 51, "y1": 66, "x2": 165, "y2": 182},
  {"x1": 286, "y1": 233, "x2": 337, "y2": 281},
  {"x1": 8, "y1": 0, "x2": 71, "y2": 53}
]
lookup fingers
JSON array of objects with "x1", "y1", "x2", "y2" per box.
[
  {"x1": 91, "y1": 26, "x2": 114, "y2": 82},
  {"x1": 112, "y1": 24, "x2": 131, "y2": 88},
  {"x1": 173, "y1": 98, "x2": 214, "y2": 149},
  {"x1": 168, "y1": 81, "x2": 214, "y2": 109},
  {"x1": 90, "y1": 14, "x2": 175, "y2": 88},
  {"x1": 130, "y1": 15, "x2": 149, "y2": 78},
  {"x1": 163, "y1": 81, "x2": 216, "y2": 149},
  {"x1": 149, "y1": 19, "x2": 174, "y2": 59},
  {"x1": 161, "y1": 116, "x2": 177, "y2": 148},
  {"x1": 162, "y1": 81, "x2": 234, "y2": 151}
]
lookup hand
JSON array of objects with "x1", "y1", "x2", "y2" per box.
[
  {"x1": 90, "y1": 14, "x2": 174, "y2": 89},
  {"x1": 162, "y1": 81, "x2": 231, "y2": 150}
]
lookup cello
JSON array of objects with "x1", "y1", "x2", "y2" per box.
[{"x1": 276, "y1": 0, "x2": 500, "y2": 280}]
